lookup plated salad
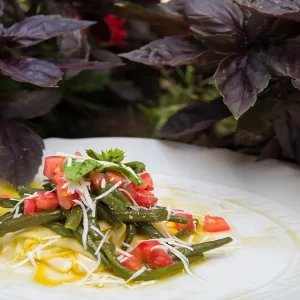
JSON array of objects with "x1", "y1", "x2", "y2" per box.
[{"x1": 0, "y1": 149, "x2": 232, "y2": 288}]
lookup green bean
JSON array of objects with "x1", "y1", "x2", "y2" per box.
[
  {"x1": 124, "y1": 161, "x2": 146, "y2": 174},
  {"x1": 0, "y1": 212, "x2": 14, "y2": 223},
  {"x1": 0, "y1": 209, "x2": 63, "y2": 237},
  {"x1": 44, "y1": 222, "x2": 74, "y2": 238},
  {"x1": 101, "y1": 194, "x2": 128, "y2": 211},
  {"x1": 74, "y1": 227, "x2": 111, "y2": 268},
  {"x1": 121, "y1": 223, "x2": 136, "y2": 250},
  {"x1": 168, "y1": 214, "x2": 189, "y2": 224},
  {"x1": 175, "y1": 229, "x2": 192, "y2": 239},
  {"x1": 102, "y1": 242, "x2": 204, "y2": 281},
  {"x1": 64, "y1": 206, "x2": 82, "y2": 230},
  {"x1": 42, "y1": 180, "x2": 56, "y2": 191},
  {"x1": 136, "y1": 222, "x2": 164, "y2": 239},
  {"x1": 17, "y1": 186, "x2": 43, "y2": 197},
  {"x1": 0, "y1": 198, "x2": 19, "y2": 208},
  {"x1": 170, "y1": 237, "x2": 233, "y2": 260},
  {"x1": 112, "y1": 208, "x2": 168, "y2": 222},
  {"x1": 87, "y1": 211, "x2": 102, "y2": 241},
  {"x1": 111, "y1": 188, "x2": 131, "y2": 206},
  {"x1": 97, "y1": 203, "x2": 123, "y2": 229}
]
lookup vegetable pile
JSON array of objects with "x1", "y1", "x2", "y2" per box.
[{"x1": 0, "y1": 148, "x2": 232, "y2": 286}]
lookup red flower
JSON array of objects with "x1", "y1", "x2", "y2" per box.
[{"x1": 104, "y1": 14, "x2": 128, "y2": 47}]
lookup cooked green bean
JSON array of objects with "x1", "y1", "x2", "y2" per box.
[
  {"x1": 44, "y1": 221, "x2": 74, "y2": 238},
  {"x1": 64, "y1": 206, "x2": 83, "y2": 230},
  {"x1": 170, "y1": 237, "x2": 233, "y2": 260},
  {"x1": 0, "y1": 212, "x2": 14, "y2": 223},
  {"x1": 101, "y1": 194, "x2": 128, "y2": 211},
  {"x1": 136, "y1": 222, "x2": 164, "y2": 239},
  {"x1": 88, "y1": 211, "x2": 102, "y2": 241},
  {"x1": 175, "y1": 229, "x2": 191, "y2": 239},
  {"x1": 17, "y1": 186, "x2": 43, "y2": 197},
  {"x1": 112, "y1": 208, "x2": 168, "y2": 222},
  {"x1": 0, "y1": 198, "x2": 19, "y2": 208},
  {"x1": 42, "y1": 179, "x2": 56, "y2": 191},
  {"x1": 97, "y1": 203, "x2": 123, "y2": 229},
  {"x1": 124, "y1": 161, "x2": 146, "y2": 174},
  {"x1": 121, "y1": 223, "x2": 136, "y2": 250},
  {"x1": 168, "y1": 214, "x2": 189, "y2": 224},
  {"x1": 0, "y1": 209, "x2": 63, "y2": 237},
  {"x1": 102, "y1": 242, "x2": 204, "y2": 281},
  {"x1": 111, "y1": 187, "x2": 131, "y2": 206}
]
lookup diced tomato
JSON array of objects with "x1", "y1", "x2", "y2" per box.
[
  {"x1": 24, "y1": 199, "x2": 38, "y2": 215},
  {"x1": 121, "y1": 256, "x2": 143, "y2": 271},
  {"x1": 203, "y1": 215, "x2": 231, "y2": 232},
  {"x1": 35, "y1": 192, "x2": 59, "y2": 210},
  {"x1": 131, "y1": 241, "x2": 163, "y2": 262},
  {"x1": 174, "y1": 211, "x2": 195, "y2": 231},
  {"x1": 133, "y1": 190, "x2": 158, "y2": 208},
  {"x1": 104, "y1": 171, "x2": 126, "y2": 185},
  {"x1": 148, "y1": 252, "x2": 175, "y2": 269},
  {"x1": 43, "y1": 156, "x2": 66, "y2": 180},
  {"x1": 74, "y1": 151, "x2": 82, "y2": 156},
  {"x1": 131, "y1": 173, "x2": 154, "y2": 191},
  {"x1": 53, "y1": 172, "x2": 79, "y2": 210},
  {"x1": 90, "y1": 172, "x2": 105, "y2": 190}
]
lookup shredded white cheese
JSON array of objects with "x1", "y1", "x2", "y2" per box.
[
  {"x1": 166, "y1": 205, "x2": 172, "y2": 220},
  {"x1": 101, "y1": 178, "x2": 106, "y2": 189},
  {"x1": 90, "y1": 225, "x2": 104, "y2": 238},
  {"x1": 119, "y1": 188, "x2": 139, "y2": 207},
  {"x1": 41, "y1": 235, "x2": 62, "y2": 241},
  {"x1": 116, "y1": 247, "x2": 133, "y2": 257},
  {"x1": 94, "y1": 181, "x2": 122, "y2": 201},
  {"x1": 66, "y1": 157, "x2": 72, "y2": 167},
  {"x1": 95, "y1": 229, "x2": 111, "y2": 255},
  {"x1": 73, "y1": 200, "x2": 88, "y2": 250},
  {"x1": 126, "y1": 266, "x2": 147, "y2": 283}
]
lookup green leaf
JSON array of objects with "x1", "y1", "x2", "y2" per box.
[
  {"x1": 64, "y1": 159, "x2": 98, "y2": 182},
  {"x1": 86, "y1": 148, "x2": 125, "y2": 164}
]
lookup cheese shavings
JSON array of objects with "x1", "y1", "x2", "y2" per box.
[
  {"x1": 10, "y1": 193, "x2": 38, "y2": 213},
  {"x1": 126, "y1": 266, "x2": 147, "y2": 283},
  {"x1": 95, "y1": 229, "x2": 111, "y2": 255},
  {"x1": 94, "y1": 181, "x2": 122, "y2": 201},
  {"x1": 90, "y1": 225, "x2": 104, "y2": 238},
  {"x1": 73, "y1": 200, "x2": 88, "y2": 250},
  {"x1": 116, "y1": 247, "x2": 133, "y2": 257},
  {"x1": 119, "y1": 188, "x2": 139, "y2": 207},
  {"x1": 166, "y1": 205, "x2": 172, "y2": 221},
  {"x1": 101, "y1": 178, "x2": 106, "y2": 189}
]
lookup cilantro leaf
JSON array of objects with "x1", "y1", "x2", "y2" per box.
[
  {"x1": 64, "y1": 159, "x2": 98, "y2": 182},
  {"x1": 86, "y1": 148, "x2": 125, "y2": 164}
]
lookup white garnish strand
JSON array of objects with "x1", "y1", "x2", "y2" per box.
[
  {"x1": 116, "y1": 247, "x2": 133, "y2": 257},
  {"x1": 27, "y1": 251, "x2": 36, "y2": 267},
  {"x1": 160, "y1": 241, "x2": 203, "y2": 281},
  {"x1": 73, "y1": 200, "x2": 88, "y2": 250},
  {"x1": 101, "y1": 178, "x2": 106, "y2": 189},
  {"x1": 41, "y1": 235, "x2": 62, "y2": 240},
  {"x1": 78, "y1": 253, "x2": 101, "y2": 285},
  {"x1": 188, "y1": 235, "x2": 195, "y2": 245},
  {"x1": 126, "y1": 266, "x2": 147, "y2": 283},
  {"x1": 117, "y1": 255, "x2": 125, "y2": 261},
  {"x1": 159, "y1": 222, "x2": 173, "y2": 239},
  {"x1": 95, "y1": 230, "x2": 111, "y2": 255},
  {"x1": 67, "y1": 157, "x2": 72, "y2": 167},
  {"x1": 151, "y1": 245, "x2": 168, "y2": 252},
  {"x1": 13, "y1": 205, "x2": 22, "y2": 219},
  {"x1": 119, "y1": 188, "x2": 139, "y2": 207},
  {"x1": 119, "y1": 256, "x2": 129, "y2": 263},
  {"x1": 166, "y1": 205, "x2": 172, "y2": 220},
  {"x1": 90, "y1": 225, "x2": 104, "y2": 238},
  {"x1": 122, "y1": 242, "x2": 131, "y2": 248},
  {"x1": 94, "y1": 181, "x2": 122, "y2": 201},
  {"x1": 11, "y1": 239, "x2": 60, "y2": 268}
]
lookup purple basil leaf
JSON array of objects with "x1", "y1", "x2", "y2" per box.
[
  {"x1": 0, "y1": 0, "x2": 4, "y2": 17},
  {"x1": 119, "y1": 36, "x2": 208, "y2": 67},
  {"x1": 272, "y1": 98, "x2": 300, "y2": 163},
  {"x1": 5, "y1": 15, "x2": 96, "y2": 47},
  {"x1": 267, "y1": 37, "x2": 300, "y2": 90},
  {"x1": 215, "y1": 52, "x2": 271, "y2": 118},
  {"x1": 157, "y1": 98, "x2": 231, "y2": 138},
  {"x1": 162, "y1": 0, "x2": 244, "y2": 36},
  {"x1": 257, "y1": 137, "x2": 282, "y2": 162},
  {"x1": 51, "y1": 59, "x2": 123, "y2": 70},
  {"x1": 236, "y1": 0, "x2": 300, "y2": 22},
  {"x1": 0, "y1": 89, "x2": 62, "y2": 120},
  {"x1": 0, "y1": 57, "x2": 63, "y2": 87},
  {"x1": 201, "y1": 34, "x2": 244, "y2": 53},
  {"x1": 0, "y1": 120, "x2": 44, "y2": 187}
]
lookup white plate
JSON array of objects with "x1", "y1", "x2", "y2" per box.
[{"x1": 1, "y1": 137, "x2": 300, "y2": 300}]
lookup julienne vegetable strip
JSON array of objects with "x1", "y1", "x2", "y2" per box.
[{"x1": 0, "y1": 148, "x2": 233, "y2": 288}]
